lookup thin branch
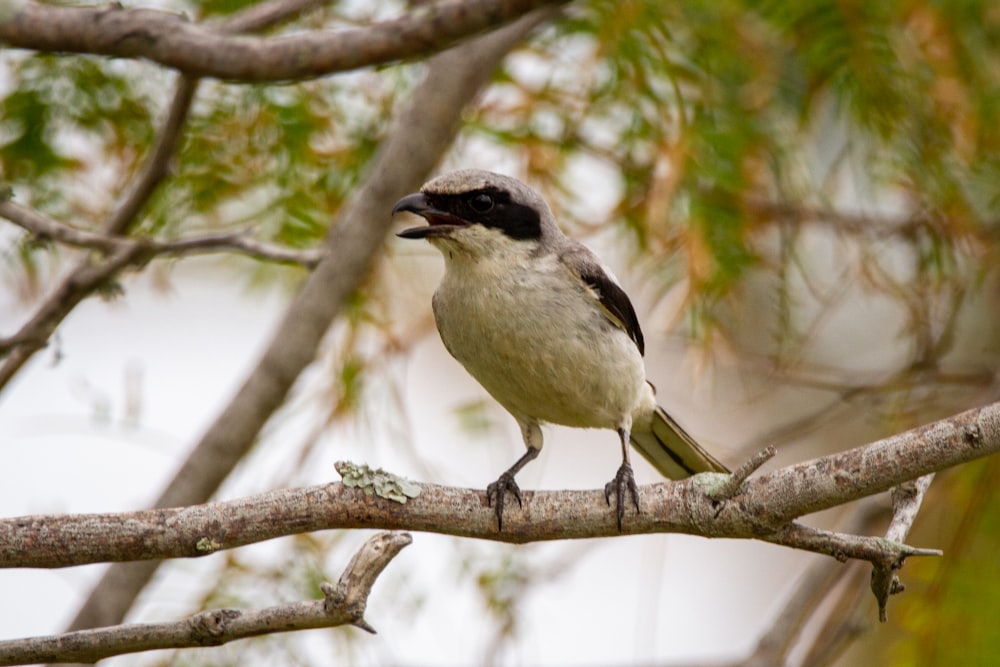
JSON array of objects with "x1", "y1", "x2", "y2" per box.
[
  {"x1": 0, "y1": 483, "x2": 914, "y2": 567},
  {"x1": 0, "y1": 532, "x2": 411, "y2": 666},
  {"x1": 104, "y1": 76, "x2": 200, "y2": 235},
  {"x1": 710, "y1": 445, "x2": 775, "y2": 500},
  {"x1": 160, "y1": 232, "x2": 323, "y2": 266},
  {"x1": 885, "y1": 474, "x2": 935, "y2": 546},
  {"x1": 746, "y1": 403, "x2": 993, "y2": 528},
  {"x1": 217, "y1": 0, "x2": 335, "y2": 34},
  {"x1": 0, "y1": 0, "x2": 566, "y2": 81},
  {"x1": 741, "y1": 195, "x2": 1000, "y2": 243},
  {"x1": 0, "y1": 200, "x2": 323, "y2": 268},
  {"x1": 3, "y1": 401, "x2": 996, "y2": 569}
]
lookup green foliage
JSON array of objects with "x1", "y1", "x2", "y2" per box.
[
  {"x1": 144, "y1": 77, "x2": 393, "y2": 246},
  {"x1": 467, "y1": 0, "x2": 1000, "y2": 344},
  {"x1": 0, "y1": 54, "x2": 159, "y2": 216}
]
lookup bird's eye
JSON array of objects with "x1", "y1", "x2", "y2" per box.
[{"x1": 469, "y1": 193, "x2": 494, "y2": 213}]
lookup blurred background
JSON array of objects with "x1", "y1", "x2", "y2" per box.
[{"x1": 2, "y1": 1, "x2": 1000, "y2": 664}]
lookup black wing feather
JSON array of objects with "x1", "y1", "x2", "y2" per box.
[{"x1": 578, "y1": 265, "x2": 645, "y2": 356}]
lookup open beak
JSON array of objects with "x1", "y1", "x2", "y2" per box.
[{"x1": 393, "y1": 193, "x2": 468, "y2": 239}]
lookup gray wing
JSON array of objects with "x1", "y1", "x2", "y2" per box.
[{"x1": 559, "y1": 245, "x2": 645, "y2": 355}]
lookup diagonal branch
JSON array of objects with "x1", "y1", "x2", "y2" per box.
[
  {"x1": 0, "y1": 0, "x2": 565, "y2": 81},
  {"x1": 0, "y1": 532, "x2": 411, "y2": 667}
]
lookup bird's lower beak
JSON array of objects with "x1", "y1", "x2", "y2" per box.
[{"x1": 393, "y1": 192, "x2": 467, "y2": 239}]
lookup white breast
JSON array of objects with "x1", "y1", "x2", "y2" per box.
[{"x1": 429, "y1": 227, "x2": 647, "y2": 430}]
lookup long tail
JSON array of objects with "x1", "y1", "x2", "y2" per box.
[{"x1": 630, "y1": 406, "x2": 728, "y2": 479}]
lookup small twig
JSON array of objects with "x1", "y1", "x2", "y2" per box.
[
  {"x1": 217, "y1": 0, "x2": 332, "y2": 34},
  {"x1": 104, "y1": 76, "x2": 199, "y2": 235},
  {"x1": 870, "y1": 472, "x2": 935, "y2": 622},
  {"x1": 710, "y1": 446, "x2": 776, "y2": 500},
  {"x1": 885, "y1": 473, "x2": 935, "y2": 546},
  {"x1": 764, "y1": 521, "x2": 941, "y2": 565},
  {"x1": 162, "y1": 230, "x2": 324, "y2": 266},
  {"x1": 0, "y1": 532, "x2": 411, "y2": 666}
]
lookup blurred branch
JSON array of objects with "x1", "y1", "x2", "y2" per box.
[
  {"x1": 0, "y1": 200, "x2": 323, "y2": 268},
  {"x1": 5, "y1": 400, "x2": 997, "y2": 565},
  {"x1": 0, "y1": 532, "x2": 411, "y2": 667},
  {"x1": 0, "y1": 0, "x2": 565, "y2": 81},
  {"x1": 59, "y1": 6, "x2": 555, "y2": 635},
  {"x1": 745, "y1": 361, "x2": 997, "y2": 451},
  {"x1": 742, "y1": 195, "x2": 1000, "y2": 242}
]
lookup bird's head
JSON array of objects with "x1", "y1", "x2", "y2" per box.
[{"x1": 393, "y1": 170, "x2": 560, "y2": 256}]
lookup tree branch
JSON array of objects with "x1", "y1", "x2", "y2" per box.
[
  {"x1": 0, "y1": 0, "x2": 565, "y2": 81},
  {"x1": 4, "y1": 401, "x2": 996, "y2": 570},
  {"x1": 0, "y1": 199, "x2": 323, "y2": 268},
  {"x1": 741, "y1": 194, "x2": 1000, "y2": 242},
  {"x1": 0, "y1": 531, "x2": 411, "y2": 666}
]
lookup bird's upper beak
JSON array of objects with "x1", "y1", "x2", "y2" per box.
[{"x1": 393, "y1": 193, "x2": 468, "y2": 239}]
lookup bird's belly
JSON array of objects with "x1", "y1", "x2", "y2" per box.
[{"x1": 432, "y1": 270, "x2": 645, "y2": 429}]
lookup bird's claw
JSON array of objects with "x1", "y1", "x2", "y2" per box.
[
  {"x1": 604, "y1": 463, "x2": 640, "y2": 531},
  {"x1": 487, "y1": 471, "x2": 523, "y2": 530}
]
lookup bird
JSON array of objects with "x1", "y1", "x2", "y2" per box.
[{"x1": 393, "y1": 169, "x2": 728, "y2": 530}]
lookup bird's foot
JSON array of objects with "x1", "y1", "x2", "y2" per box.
[
  {"x1": 486, "y1": 471, "x2": 523, "y2": 531},
  {"x1": 604, "y1": 463, "x2": 640, "y2": 531}
]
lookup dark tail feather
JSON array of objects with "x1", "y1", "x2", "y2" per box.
[{"x1": 630, "y1": 406, "x2": 728, "y2": 479}]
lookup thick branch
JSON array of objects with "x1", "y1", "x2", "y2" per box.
[
  {"x1": 0, "y1": 0, "x2": 564, "y2": 81},
  {"x1": 2, "y1": 401, "x2": 996, "y2": 569},
  {"x1": 0, "y1": 532, "x2": 411, "y2": 666},
  {"x1": 744, "y1": 403, "x2": 995, "y2": 527}
]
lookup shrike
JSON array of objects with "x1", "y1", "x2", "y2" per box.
[{"x1": 394, "y1": 169, "x2": 727, "y2": 529}]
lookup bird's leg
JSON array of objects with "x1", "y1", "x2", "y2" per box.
[
  {"x1": 605, "y1": 426, "x2": 640, "y2": 531},
  {"x1": 487, "y1": 446, "x2": 540, "y2": 530}
]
